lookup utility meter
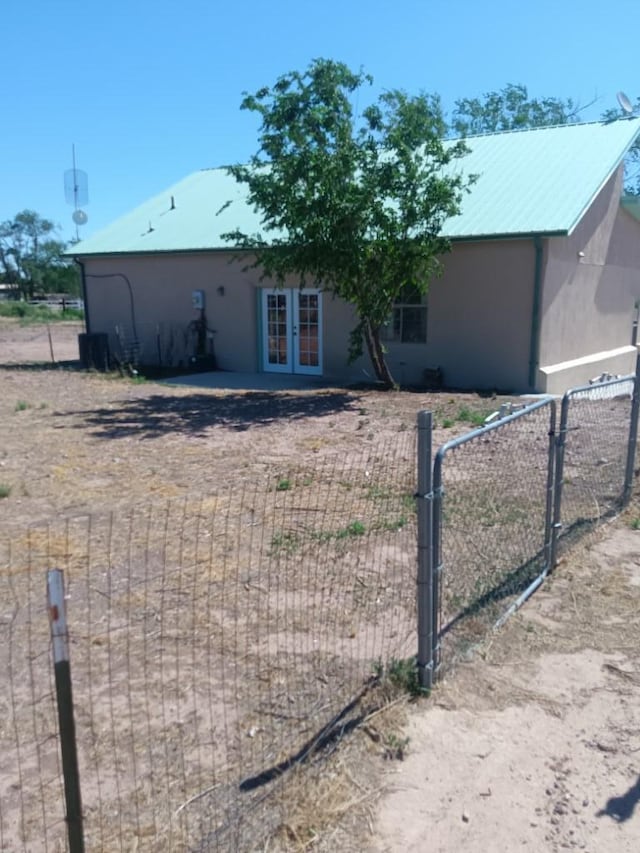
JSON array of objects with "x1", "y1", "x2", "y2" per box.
[{"x1": 192, "y1": 290, "x2": 205, "y2": 310}]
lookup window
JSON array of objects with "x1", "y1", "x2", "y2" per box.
[{"x1": 381, "y1": 286, "x2": 427, "y2": 344}]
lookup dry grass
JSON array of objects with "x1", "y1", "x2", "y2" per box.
[{"x1": 1, "y1": 325, "x2": 636, "y2": 851}]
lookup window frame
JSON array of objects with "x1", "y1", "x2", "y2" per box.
[{"x1": 381, "y1": 287, "x2": 428, "y2": 344}]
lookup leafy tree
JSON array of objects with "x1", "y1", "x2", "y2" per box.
[
  {"x1": 224, "y1": 59, "x2": 476, "y2": 388},
  {"x1": 450, "y1": 83, "x2": 582, "y2": 136},
  {"x1": 601, "y1": 95, "x2": 640, "y2": 195},
  {"x1": 0, "y1": 210, "x2": 79, "y2": 300}
]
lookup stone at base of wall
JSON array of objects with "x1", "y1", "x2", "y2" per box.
[{"x1": 537, "y1": 345, "x2": 638, "y2": 395}]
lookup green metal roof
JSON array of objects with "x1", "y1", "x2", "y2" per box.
[{"x1": 70, "y1": 118, "x2": 640, "y2": 257}]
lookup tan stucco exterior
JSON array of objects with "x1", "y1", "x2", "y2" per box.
[
  {"x1": 536, "y1": 169, "x2": 640, "y2": 393},
  {"x1": 80, "y1": 169, "x2": 640, "y2": 393},
  {"x1": 81, "y1": 241, "x2": 536, "y2": 390}
]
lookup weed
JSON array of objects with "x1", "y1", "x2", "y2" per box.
[
  {"x1": 381, "y1": 515, "x2": 407, "y2": 532},
  {"x1": 630, "y1": 517, "x2": 640, "y2": 530},
  {"x1": 309, "y1": 530, "x2": 333, "y2": 544},
  {"x1": 38, "y1": 402, "x2": 47, "y2": 410},
  {"x1": 366, "y1": 485, "x2": 392, "y2": 501},
  {"x1": 336, "y1": 520, "x2": 366, "y2": 539},
  {"x1": 276, "y1": 478, "x2": 291, "y2": 492},
  {"x1": 456, "y1": 406, "x2": 487, "y2": 427},
  {"x1": 442, "y1": 418, "x2": 454, "y2": 429},
  {"x1": 0, "y1": 484, "x2": 11, "y2": 499},
  {"x1": 385, "y1": 656, "x2": 430, "y2": 698},
  {"x1": 269, "y1": 531, "x2": 300, "y2": 555},
  {"x1": 14, "y1": 401, "x2": 31, "y2": 412},
  {"x1": 383, "y1": 732, "x2": 410, "y2": 761},
  {"x1": 402, "y1": 493, "x2": 416, "y2": 511}
]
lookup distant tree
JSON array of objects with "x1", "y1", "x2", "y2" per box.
[
  {"x1": 601, "y1": 95, "x2": 640, "y2": 195},
  {"x1": 0, "y1": 210, "x2": 79, "y2": 300},
  {"x1": 450, "y1": 83, "x2": 582, "y2": 136},
  {"x1": 224, "y1": 59, "x2": 476, "y2": 388}
]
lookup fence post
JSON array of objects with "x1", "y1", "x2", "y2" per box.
[
  {"x1": 542, "y1": 401, "x2": 557, "y2": 571},
  {"x1": 549, "y1": 393, "x2": 571, "y2": 570},
  {"x1": 416, "y1": 411, "x2": 434, "y2": 691},
  {"x1": 623, "y1": 350, "x2": 640, "y2": 505},
  {"x1": 47, "y1": 570, "x2": 85, "y2": 853}
]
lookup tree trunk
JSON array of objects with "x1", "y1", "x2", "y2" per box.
[{"x1": 364, "y1": 321, "x2": 397, "y2": 389}]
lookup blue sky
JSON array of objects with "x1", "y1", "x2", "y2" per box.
[{"x1": 4, "y1": 0, "x2": 638, "y2": 242}]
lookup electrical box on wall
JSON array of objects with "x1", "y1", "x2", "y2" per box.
[{"x1": 192, "y1": 290, "x2": 205, "y2": 310}]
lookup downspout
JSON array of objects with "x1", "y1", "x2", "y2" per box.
[
  {"x1": 75, "y1": 259, "x2": 90, "y2": 333},
  {"x1": 528, "y1": 235, "x2": 544, "y2": 390}
]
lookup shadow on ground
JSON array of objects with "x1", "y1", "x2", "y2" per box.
[
  {"x1": 0, "y1": 361, "x2": 81, "y2": 371},
  {"x1": 57, "y1": 391, "x2": 360, "y2": 437},
  {"x1": 597, "y1": 775, "x2": 640, "y2": 823}
]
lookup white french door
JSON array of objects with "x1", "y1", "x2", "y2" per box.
[{"x1": 262, "y1": 289, "x2": 323, "y2": 375}]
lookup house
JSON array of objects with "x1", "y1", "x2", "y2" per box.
[{"x1": 69, "y1": 117, "x2": 640, "y2": 393}]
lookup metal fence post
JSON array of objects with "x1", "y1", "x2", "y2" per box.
[
  {"x1": 549, "y1": 392, "x2": 570, "y2": 570},
  {"x1": 416, "y1": 411, "x2": 434, "y2": 691},
  {"x1": 542, "y1": 401, "x2": 557, "y2": 571},
  {"x1": 623, "y1": 350, "x2": 640, "y2": 505},
  {"x1": 47, "y1": 569, "x2": 85, "y2": 853}
]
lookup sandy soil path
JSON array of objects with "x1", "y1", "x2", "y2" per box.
[{"x1": 371, "y1": 525, "x2": 640, "y2": 853}]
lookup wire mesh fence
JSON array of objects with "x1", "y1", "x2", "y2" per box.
[
  {"x1": 0, "y1": 432, "x2": 416, "y2": 852},
  {"x1": 431, "y1": 399, "x2": 556, "y2": 672},
  {"x1": 0, "y1": 320, "x2": 83, "y2": 366},
  {"x1": 552, "y1": 376, "x2": 636, "y2": 562},
  {"x1": 2, "y1": 363, "x2": 640, "y2": 851}
]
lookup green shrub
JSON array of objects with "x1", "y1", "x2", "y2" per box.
[{"x1": 0, "y1": 302, "x2": 84, "y2": 324}]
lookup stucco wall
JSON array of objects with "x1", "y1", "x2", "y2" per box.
[
  {"x1": 316, "y1": 240, "x2": 536, "y2": 390},
  {"x1": 81, "y1": 253, "x2": 370, "y2": 378},
  {"x1": 422, "y1": 240, "x2": 535, "y2": 390},
  {"x1": 83, "y1": 253, "x2": 260, "y2": 370},
  {"x1": 81, "y1": 240, "x2": 536, "y2": 390},
  {"x1": 537, "y1": 169, "x2": 640, "y2": 389}
]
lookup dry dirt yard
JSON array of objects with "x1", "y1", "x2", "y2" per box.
[{"x1": 1, "y1": 318, "x2": 639, "y2": 853}]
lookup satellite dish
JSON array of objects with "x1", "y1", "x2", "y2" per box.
[
  {"x1": 617, "y1": 91, "x2": 634, "y2": 115},
  {"x1": 72, "y1": 209, "x2": 88, "y2": 225}
]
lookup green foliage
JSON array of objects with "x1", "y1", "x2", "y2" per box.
[
  {"x1": 378, "y1": 656, "x2": 430, "y2": 698},
  {"x1": 269, "y1": 531, "x2": 300, "y2": 555},
  {"x1": 0, "y1": 302, "x2": 83, "y2": 323},
  {"x1": 456, "y1": 406, "x2": 488, "y2": 427},
  {"x1": 383, "y1": 732, "x2": 411, "y2": 761},
  {"x1": 336, "y1": 520, "x2": 366, "y2": 539},
  {"x1": 14, "y1": 400, "x2": 31, "y2": 412},
  {"x1": 225, "y1": 58, "x2": 476, "y2": 387},
  {"x1": 601, "y1": 95, "x2": 640, "y2": 195},
  {"x1": 629, "y1": 517, "x2": 640, "y2": 531},
  {"x1": 276, "y1": 478, "x2": 291, "y2": 492},
  {"x1": 0, "y1": 210, "x2": 80, "y2": 300},
  {"x1": 451, "y1": 83, "x2": 581, "y2": 137},
  {"x1": 0, "y1": 484, "x2": 11, "y2": 499}
]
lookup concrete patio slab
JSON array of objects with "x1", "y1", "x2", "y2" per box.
[{"x1": 161, "y1": 371, "x2": 347, "y2": 392}]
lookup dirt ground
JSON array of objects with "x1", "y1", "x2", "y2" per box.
[
  {"x1": 370, "y1": 521, "x2": 640, "y2": 853},
  {"x1": 1, "y1": 319, "x2": 639, "y2": 852}
]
